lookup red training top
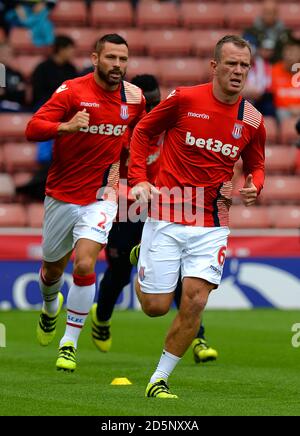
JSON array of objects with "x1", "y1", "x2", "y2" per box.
[
  {"x1": 129, "y1": 83, "x2": 266, "y2": 227},
  {"x1": 26, "y1": 73, "x2": 145, "y2": 205}
]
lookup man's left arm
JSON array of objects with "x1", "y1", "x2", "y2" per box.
[{"x1": 240, "y1": 119, "x2": 266, "y2": 206}]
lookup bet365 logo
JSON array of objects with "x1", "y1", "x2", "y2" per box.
[
  {"x1": 0, "y1": 323, "x2": 6, "y2": 348},
  {"x1": 291, "y1": 323, "x2": 300, "y2": 348}
]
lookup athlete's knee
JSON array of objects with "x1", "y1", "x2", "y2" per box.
[
  {"x1": 74, "y1": 258, "x2": 95, "y2": 276},
  {"x1": 41, "y1": 264, "x2": 63, "y2": 283},
  {"x1": 141, "y1": 298, "x2": 170, "y2": 317}
]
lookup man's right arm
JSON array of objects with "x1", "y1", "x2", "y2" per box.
[
  {"x1": 128, "y1": 89, "x2": 179, "y2": 188},
  {"x1": 26, "y1": 81, "x2": 89, "y2": 142}
]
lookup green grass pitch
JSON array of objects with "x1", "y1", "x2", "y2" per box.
[{"x1": 0, "y1": 309, "x2": 299, "y2": 416}]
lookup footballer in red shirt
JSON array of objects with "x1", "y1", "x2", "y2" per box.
[
  {"x1": 128, "y1": 36, "x2": 266, "y2": 398},
  {"x1": 92, "y1": 74, "x2": 218, "y2": 364},
  {"x1": 26, "y1": 34, "x2": 145, "y2": 372}
]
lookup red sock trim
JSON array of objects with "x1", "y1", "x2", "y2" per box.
[
  {"x1": 73, "y1": 273, "x2": 96, "y2": 286},
  {"x1": 67, "y1": 322, "x2": 83, "y2": 329},
  {"x1": 68, "y1": 309, "x2": 89, "y2": 316}
]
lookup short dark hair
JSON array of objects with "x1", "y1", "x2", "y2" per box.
[
  {"x1": 214, "y1": 35, "x2": 252, "y2": 62},
  {"x1": 131, "y1": 74, "x2": 159, "y2": 93},
  {"x1": 95, "y1": 34, "x2": 128, "y2": 54},
  {"x1": 53, "y1": 35, "x2": 75, "y2": 54}
]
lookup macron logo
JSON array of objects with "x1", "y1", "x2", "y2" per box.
[
  {"x1": 187, "y1": 112, "x2": 210, "y2": 119},
  {"x1": 80, "y1": 102, "x2": 100, "y2": 108}
]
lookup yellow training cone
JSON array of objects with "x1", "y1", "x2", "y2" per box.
[{"x1": 111, "y1": 377, "x2": 132, "y2": 385}]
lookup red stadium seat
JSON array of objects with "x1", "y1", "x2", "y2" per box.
[
  {"x1": 3, "y1": 143, "x2": 38, "y2": 173},
  {"x1": 70, "y1": 27, "x2": 146, "y2": 56},
  {"x1": 13, "y1": 172, "x2": 34, "y2": 188},
  {"x1": 55, "y1": 28, "x2": 99, "y2": 54},
  {"x1": 27, "y1": 203, "x2": 44, "y2": 228},
  {"x1": 126, "y1": 57, "x2": 160, "y2": 81},
  {"x1": 91, "y1": 2, "x2": 133, "y2": 27},
  {"x1": 10, "y1": 28, "x2": 48, "y2": 55},
  {"x1": 271, "y1": 205, "x2": 300, "y2": 228},
  {"x1": 0, "y1": 114, "x2": 32, "y2": 142},
  {"x1": 279, "y1": 3, "x2": 300, "y2": 29},
  {"x1": 190, "y1": 29, "x2": 235, "y2": 56},
  {"x1": 229, "y1": 205, "x2": 272, "y2": 228},
  {"x1": 51, "y1": 1, "x2": 87, "y2": 26},
  {"x1": 0, "y1": 174, "x2": 15, "y2": 201},
  {"x1": 225, "y1": 3, "x2": 261, "y2": 29},
  {"x1": 136, "y1": 2, "x2": 180, "y2": 29},
  {"x1": 180, "y1": 3, "x2": 225, "y2": 29},
  {"x1": 0, "y1": 146, "x2": 4, "y2": 171},
  {"x1": 144, "y1": 30, "x2": 191, "y2": 57},
  {"x1": 114, "y1": 29, "x2": 146, "y2": 56},
  {"x1": 158, "y1": 58, "x2": 210, "y2": 86},
  {"x1": 265, "y1": 146, "x2": 297, "y2": 174},
  {"x1": 279, "y1": 117, "x2": 299, "y2": 145},
  {"x1": 0, "y1": 204, "x2": 27, "y2": 227},
  {"x1": 260, "y1": 175, "x2": 300, "y2": 204},
  {"x1": 15, "y1": 55, "x2": 43, "y2": 81},
  {"x1": 296, "y1": 149, "x2": 300, "y2": 175},
  {"x1": 264, "y1": 116, "x2": 279, "y2": 144}
]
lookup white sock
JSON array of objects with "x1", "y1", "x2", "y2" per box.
[
  {"x1": 39, "y1": 269, "x2": 64, "y2": 315},
  {"x1": 60, "y1": 273, "x2": 96, "y2": 349},
  {"x1": 150, "y1": 350, "x2": 181, "y2": 383}
]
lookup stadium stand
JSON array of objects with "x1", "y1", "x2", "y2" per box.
[
  {"x1": 26, "y1": 203, "x2": 44, "y2": 228},
  {"x1": 230, "y1": 205, "x2": 272, "y2": 228},
  {"x1": 126, "y1": 57, "x2": 160, "y2": 81},
  {"x1": 278, "y1": 3, "x2": 300, "y2": 29},
  {"x1": 265, "y1": 146, "x2": 297, "y2": 174},
  {"x1": 136, "y1": 2, "x2": 180, "y2": 29},
  {"x1": 0, "y1": 173, "x2": 15, "y2": 201},
  {"x1": 225, "y1": 3, "x2": 262, "y2": 29},
  {"x1": 158, "y1": 58, "x2": 209, "y2": 86},
  {"x1": 0, "y1": 114, "x2": 32, "y2": 142},
  {"x1": 261, "y1": 176, "x2": 300, "y2": 204},
  {"x1": 144, "y1": 30, "x2": 191, "y2": 58},
  {"x1": 180, "y1": 3, "x2": 225, "y2": 29},
  {"x1": 279, "y1": 117, "x2": 300, "y2": 145},
  {"x1": 271, "y1": 205, "x2": 300, "y2": 228},
  {"x1": 10, "y1": 28, "x2": 48, "y2": 55},
  {"x1": 2, "y1": 143, "x2": 38, "y2": 173},
  {"x1": 0, "y1": 204, "x2": 27, "y2": 227},
  {"x1": 50, "y1": 1, "x2": 88, "y2": 26},
  {"x1": 91, "y1": 2, "x2": 134, "y2": 27},
  {"x1": 0, "y1": 0, "x2": 299, "y2": 232}
]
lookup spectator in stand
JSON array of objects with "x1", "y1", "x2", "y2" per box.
[
  {"x1": 5, "y1": 1, "x2": 56, "y2": 47},
  {"x1": 271, "y1": 38, "x2": 300, "y2": 122},
  {"x1": 0, "y1": 0, "x2": 12, "y2": 38},
  {"x1": 31, "y1": 35, "x2": 77, "y2": 109},
  {"x1": 243, "y1": 0, "x2": 292, "y2": 63},
  {"x1": 16, "y1": 139, "x2": 53, "y2": 201},
  {"x1": 0, "y1": 41, "x2": 26, "y2": 112},
  {"x1": 243, "y1": 39, "x2": 276, "y2": 117}
]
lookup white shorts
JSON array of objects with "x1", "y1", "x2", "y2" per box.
[
  {"x1": 42, "y1": 196, "x2": 117, "y2": 262},
  {"x1": 138, "y1": 218, "x2": 230, "y2": 294}
]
